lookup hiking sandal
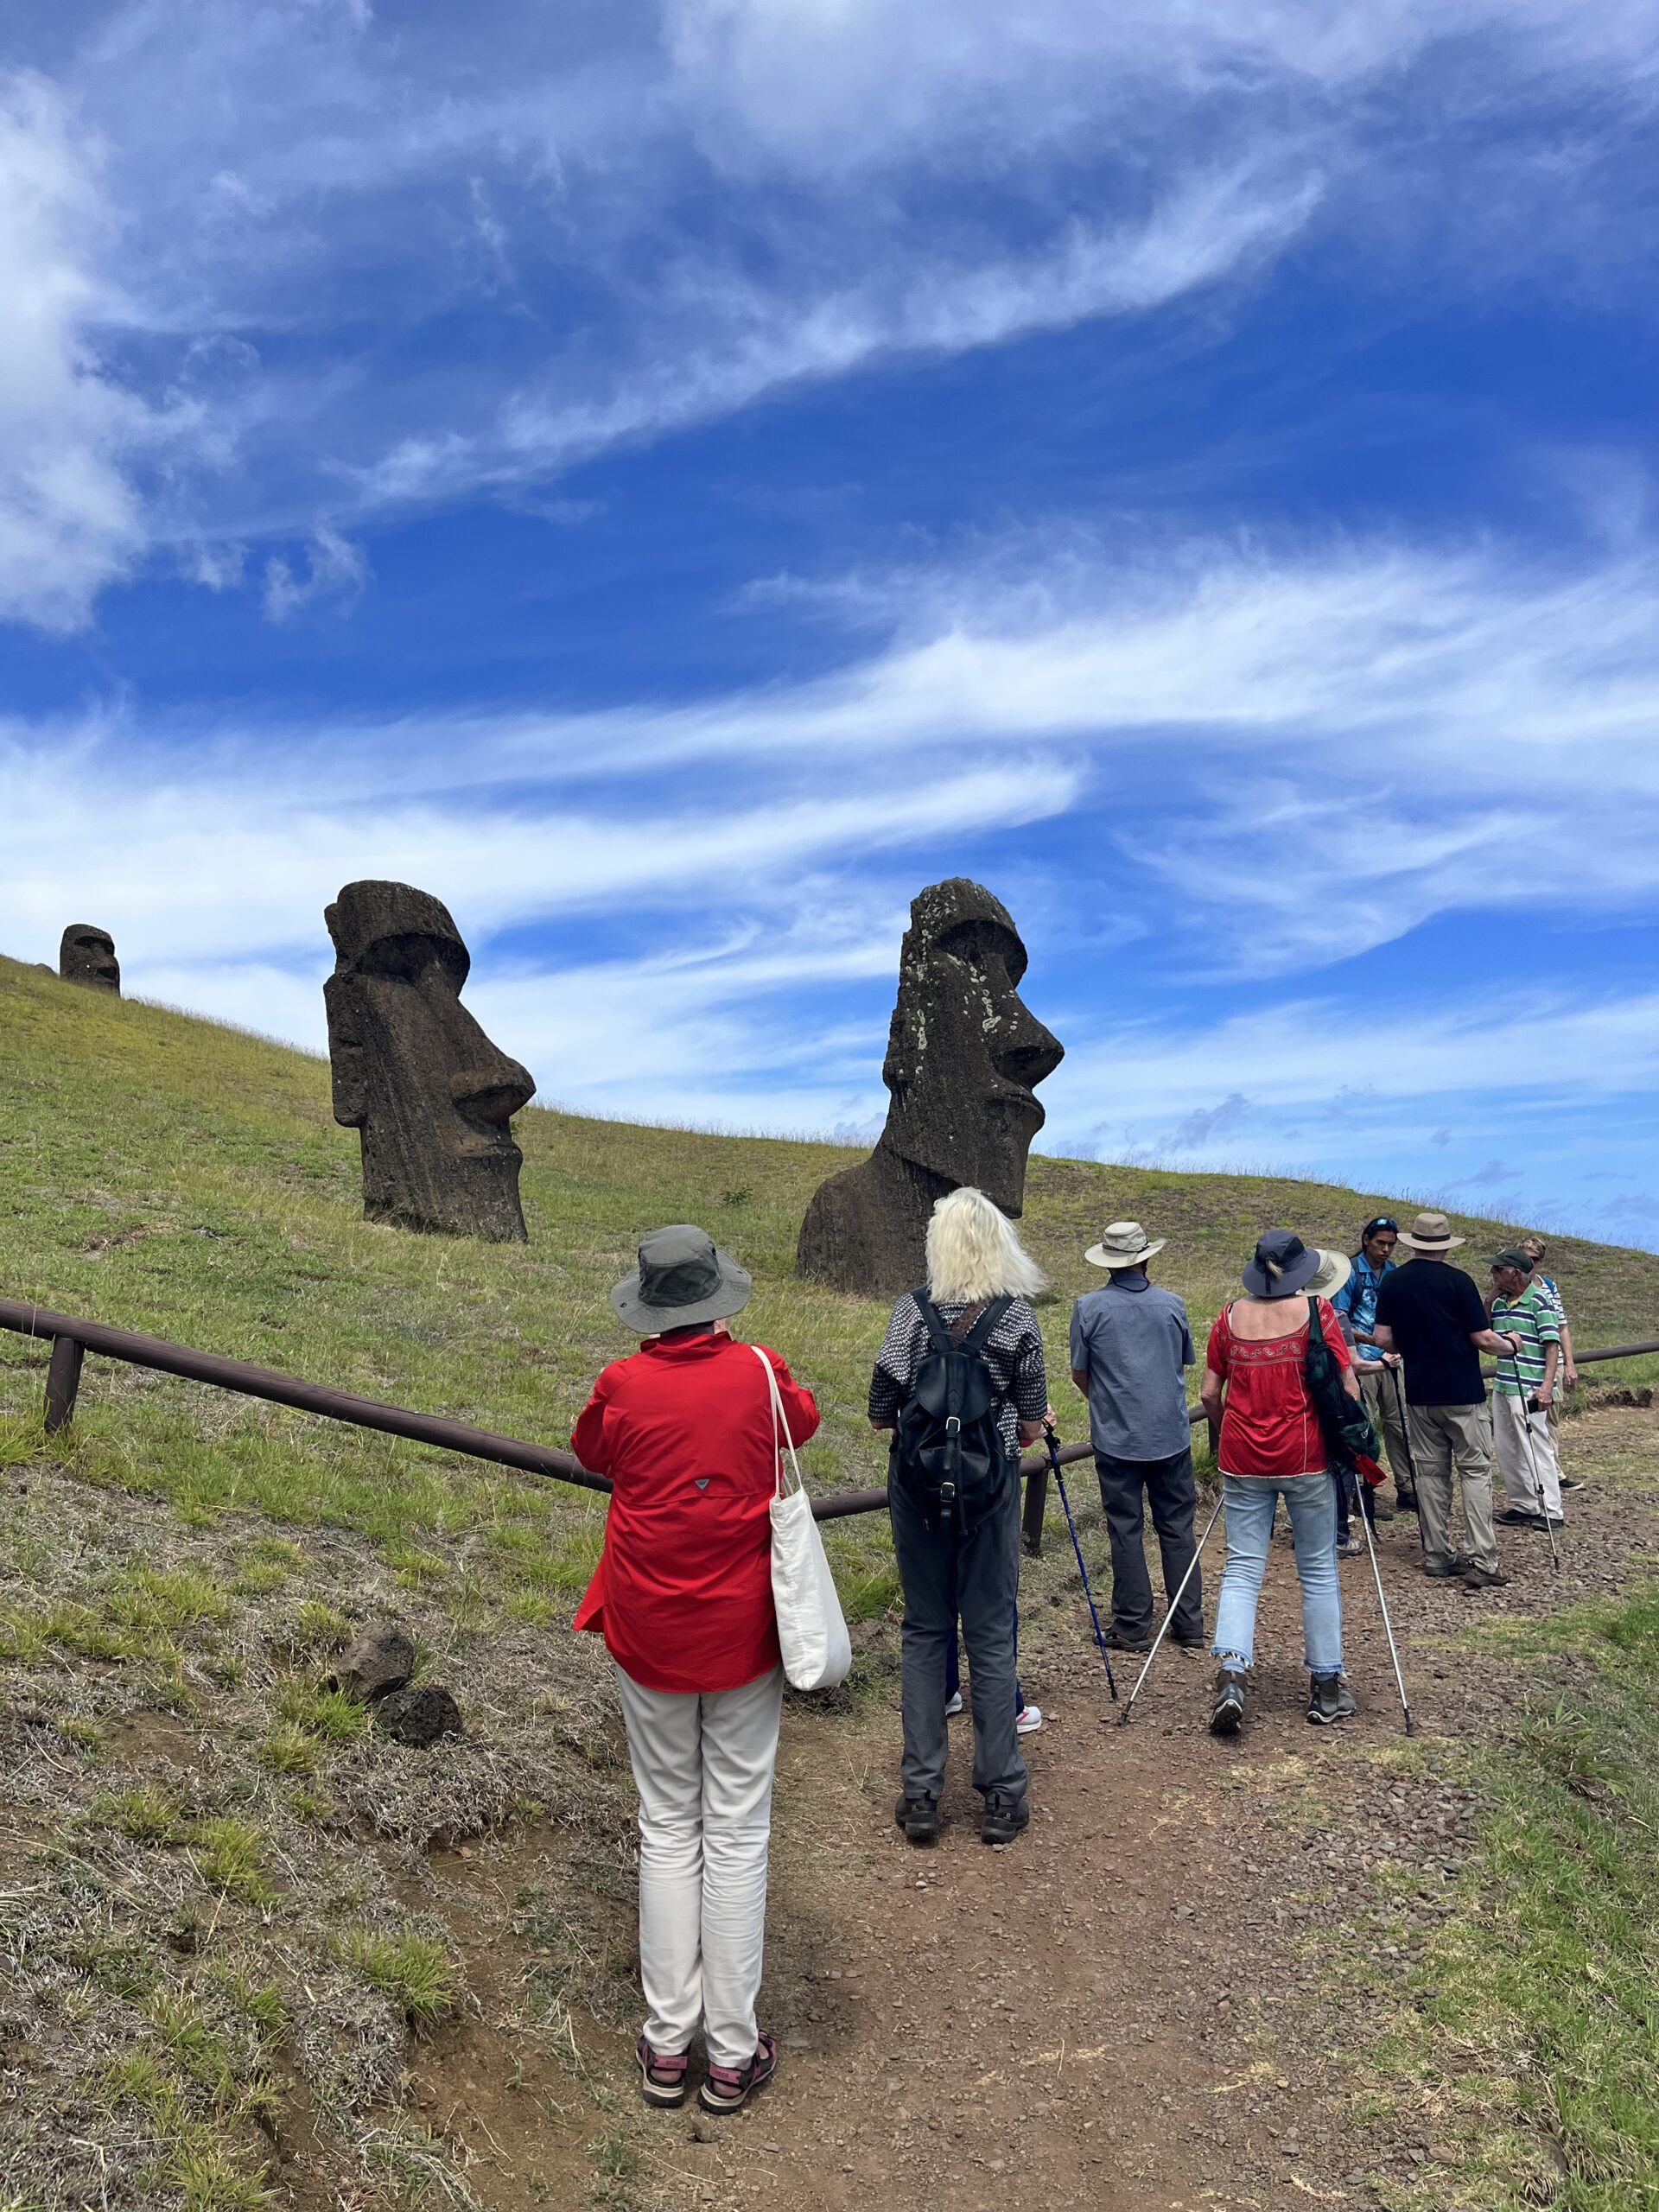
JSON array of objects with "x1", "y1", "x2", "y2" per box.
[
  {"x1": 637, "y1": 2036, "x2": 689, "y2": 2108},
  {"x1": 699, "y1": 2031, "x2": 778, "y2": 2114}
]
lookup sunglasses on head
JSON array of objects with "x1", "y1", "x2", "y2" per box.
[{"x1": 1363, "y1": 1217, "x2": 1398, "y2": 1238}]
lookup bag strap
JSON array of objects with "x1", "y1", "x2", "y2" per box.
[
  {"x1": 960, "y1": 1294, "x2": 1013, "y2": 1358},
  {"x1": 912, "y1": 1290, "x2": 955, "y2": 1357},
  {"x1": 751, "y1": 1344, "x2": 804, "y2": 1502}
]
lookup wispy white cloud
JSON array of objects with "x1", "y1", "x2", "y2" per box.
[{"x1": 261, "y1": 524, "x2": 367, "y2": 622}]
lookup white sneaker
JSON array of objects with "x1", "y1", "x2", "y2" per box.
[
  {"x1": 944, "y1": 1691, "x2": 963, "y2": 1718},
  {"x1": 1014, "y1": 1703, "x2": 1044, "y2": 1735}
]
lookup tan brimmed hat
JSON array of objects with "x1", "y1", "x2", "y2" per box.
[
  {"x1": 1084, "y1": 1219, "x2": 1166, "y2": 1270},
  {"x1": 1304, "y1": 1249, "x2": 1352, "y2": 1300},
  {"x1": 1399, "y1": 1210, "x2": 1465, "y2": 1252}
]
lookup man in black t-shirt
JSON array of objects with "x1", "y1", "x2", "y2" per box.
[{"x1": 1373, "y1": 1212, "x2": 1524, "y2": 1591}]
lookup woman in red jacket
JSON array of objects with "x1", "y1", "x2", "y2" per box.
[{"x1": 573, "y1": 1225, "x2": 819, "y2": 2118}]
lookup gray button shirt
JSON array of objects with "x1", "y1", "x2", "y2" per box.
[{"x1": 1070, "y1": 1271, "x2": 1195, "y2": 1460}]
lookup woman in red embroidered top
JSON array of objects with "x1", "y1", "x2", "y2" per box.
[
  {"x1": 1198, "y1": 1230, "x2": 1362, "y2": 1736},
  {"x1": 573, "y1": 1225, "x2": 818, "y2": 2118}
]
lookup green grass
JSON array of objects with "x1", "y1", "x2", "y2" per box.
[
  {"x1": 3, "y1": 950, "x2": 1655, "y2": 1626},
  {"x1": 334, "y1": 1928, "x2": 457, "y2": 2026},
  {"x1": 1362, "y1": 1583, "x2": 1659, "y2": 2209}
]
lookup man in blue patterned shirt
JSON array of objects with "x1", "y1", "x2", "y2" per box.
[{"x1": 1332, "y1": 1217, "x2": 1414, "y2": 1516}]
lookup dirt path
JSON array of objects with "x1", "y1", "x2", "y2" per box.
[{"x1": 589, "y1": 1403, "x2": 1657, "y2": 2212}]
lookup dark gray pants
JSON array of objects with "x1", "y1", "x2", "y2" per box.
[
  {"x1": 1094, "y1": 1447, "x2": 1204, "y2": 1643},
  {"x1": 888, "y1": 1473, "x2": 1027, "y2": 1811}
]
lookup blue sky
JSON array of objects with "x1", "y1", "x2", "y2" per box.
[{"x1": 4, "y1": 0, "x2": 1659, "y2": 1246}]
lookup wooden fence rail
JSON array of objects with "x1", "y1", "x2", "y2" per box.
[{"x1": 3, "y1": 1294, "x2": 1656, "y2": 1529}]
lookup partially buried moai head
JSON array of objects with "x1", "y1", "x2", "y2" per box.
[
  {"x1": 880, "y1": 877, "x2": 1063, "y2": 1216},
  {"x1": 323, "y1": 880, "x2": 535, "y2": 1242},
  {"x1": 59, "y1": 925, "x2": 120, "y2": 995}
]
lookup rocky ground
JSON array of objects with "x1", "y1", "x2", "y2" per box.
[{"x1": 1, "y1": 1401, "x2": 1653, "y2": 2209}]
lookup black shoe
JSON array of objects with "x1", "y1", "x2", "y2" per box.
[
  {"x1": 894, "y1": 1795, "x2": 939, "y2": 1845},
  {"x1": 1461, "y1": 1565, "x2": 1510, "y2": 1591},
  {"x1": 1395, "y1": 1489, "x2": 1419, "y2": 1513},
  {"x1": 1306, "y1": 1674, "x2": 1357, "y2": 1726},
  {"x1": 1423, "y1": 1554, "x2": 1471, "y2": 1579},
  {"x1": 1495, "y1": 1508, "x2": 1538, "y2": 1526},
  {"x1": 1210, "y1": 1667, "x2": 1246, "y2": 1736},
  {"x1": 1105, "y1": 1628, "x2": 1154, "y2": 1653},
  {"x1": 1171, "y1": 1631, "x2": 1208, "y2": 1649},
  {"x1": 1559, "y1": 1477, "x2": 1583, "y2": 1492},
  {"x1": 980, "y1": 1794, "x2": 1029, "y2": 1847}
]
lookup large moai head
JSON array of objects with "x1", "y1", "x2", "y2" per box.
[
  {"x1": 323, "y1": 880, "x2": 535, "y2": 1242},
  {"x1": 879, "y1": 877, "x2": 1063, "y2": 1216},
  {"x1": 60, "y1": 925, "x2": 120, "y2": 995}
]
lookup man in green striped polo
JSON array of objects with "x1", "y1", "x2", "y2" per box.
[{"x1": 1489, "y1": 1249, "x2": 1564, "y2": 1530}]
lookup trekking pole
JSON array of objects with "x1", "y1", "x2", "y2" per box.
[
  {"x1": 1116, "y1": 1489, "x2": 1224, "y2": 1728},
  {"x1": 1504, "y1": 1356, "x2": 1560, "y2": 1571},
  {"x1": 1349, "y1": 1459, "x2": 1414, "y2": 1736},
  {"x1": 1042, "y1": 1422, "x2": 1116, "y2": 1700},
  {"x1": 1386, "y1": 1363, "x2": 1428, "y2": 1565}
]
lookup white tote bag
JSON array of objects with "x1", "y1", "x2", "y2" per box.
[{"x1": 752, "y1": 1344, "x2": 852, "y2": 1691}]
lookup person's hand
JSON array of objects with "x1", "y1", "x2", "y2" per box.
[
  {"x1": 1534, "y1": 1384, "x2": 1554, "y2": 1410},
  {"x1": 1564, "y1": 1362, "x2": 1579, "y2": 1390},
  {"x1": 1382, "y1": 1351, "x2": 1402, "y2": 1370},
  {"x1": 1506, "y1": 1332, "x2": 1525, "y2": 1358}
]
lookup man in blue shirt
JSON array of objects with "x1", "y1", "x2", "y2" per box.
[
  {"x1": 1332, "y1": 1216, "x2": 1413, "y2": 1516},
  {"x1": 1070, "y1": 1220, "x2": 1202, "y2": 1652}
]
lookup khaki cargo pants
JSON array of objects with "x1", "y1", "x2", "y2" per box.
[{"x1": 1404, "y1": 1401, "x2": 1499, "y2": 1573}]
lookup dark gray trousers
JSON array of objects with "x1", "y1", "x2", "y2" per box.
[
  {"x1": 1094, "y1": 1447, "x2": 1204, "y2": 1643},
  {"x1": 888, "y1": 1472, "x2": 1027, "y2": 1810}
]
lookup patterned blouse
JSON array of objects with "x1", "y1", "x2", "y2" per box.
[
  {"x1": 868, "y1": 1293, "x2": 1049, "y2": 1459},
  {"x1": 1205, "y1": 1297, "x2": 1351, "y2": 1480}
]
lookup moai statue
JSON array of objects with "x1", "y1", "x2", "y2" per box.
[
  {"x1": 60, "y1": 925, "x2": 120, "y2": 994},
  {"x1": 324, "y1": 880, "x2": 536, "y2": 1242},
  {"x1": 797, "y1": 878, "x2": 1062, "y2": 1294}
]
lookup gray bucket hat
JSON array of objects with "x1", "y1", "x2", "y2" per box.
[
  {"x1": 611, "y1": 1224, "x2": 752, "y2": 1333},
  {"x1": 1084, "y1": 1219, "x2": 1166, "y2": 1271},
  {"x1": 1242, "y1": 1229, "x2": 1322, "y2": 1300}
]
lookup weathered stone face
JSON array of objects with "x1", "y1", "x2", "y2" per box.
[
  {"x1": 324, "y1": 880, "x2": 535, "y2": 1242},
  {"x1": 59, "y1": 925, "x2": 120, "y2": 995},
  {"x1": 797, "y1": 878, "x2": 1062, "y2": 1293},
  {"x1": 880, "y1": 878, "x2": 1062, "y2": 1214}
]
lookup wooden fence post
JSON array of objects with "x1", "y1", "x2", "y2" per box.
[
  {"x1": 43, "y1": 1336, "x2": 85, "y2": 1433},
  {"x1": 1021, "y1": 1461, "x2": 1048, "y2": 1555}
]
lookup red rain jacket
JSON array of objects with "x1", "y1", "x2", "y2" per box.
[{"x1": 571, "y1": 1332, "x2": 820, "y2": 1694}]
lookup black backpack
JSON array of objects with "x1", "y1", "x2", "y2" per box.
[{"x1": 891, "y1": 1292, "x2": 1016, "y2": 1533}]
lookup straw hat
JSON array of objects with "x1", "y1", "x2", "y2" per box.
[
  {"x1": 1399, "y1": 1210, "x2": 1465, "y2": 1252},
  {"x1": 1084, "y1": 1219, "x2": 1166, "y2": 1271}
]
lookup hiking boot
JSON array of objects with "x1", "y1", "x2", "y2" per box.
[
  {"x1": 1336, "y1": 1535, "x2": 1364, "y2": 1558},
  {"x1": 1495, "y1": 1508, "x2": 1538, "y2": 1527},
  {"x1": 1307, "y1": 1674, "x2": 1357, "y2": 1726},
  {"x1": 980, "y1": 1794, "x2": 1030, "y2": 1846},
  {"x1": 1171, "y1": 1630, "x2": 1208, "y2": 1649},
  {"x1": 699, "y1": 2032, "x2": 778, "y2": 2114},
  {"x1": 1371, "y1": 1497, "x2": 1397, "y2": 1521},
  {"x1": 1395, "y1": 1488, "x2": 1419, "y2": 1513},
  {"x1": 1461, "y1": 1565, "x2": 1510, "y2": 1591},
  {"x1": 894, "y1": 1795, "x2": 939, "y2": 1845},
  {"x1": 1105, "y1": 1627, "x2": 1154, "y2": 1653},
  {"x1": 1423, "y1": 1554, "x2": 1471, "y2": 1578},
  {"x1": 1210, "y1": 1666, "x2": 1246, "y2": 1736}
]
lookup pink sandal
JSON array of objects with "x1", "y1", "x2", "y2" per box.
[
  {"x1": 699, "y1": 2031, "x2": 778, "y2": 2114},
  {"x1": 637, "y1": 2035, "x2": 690, "y2": 2108}
]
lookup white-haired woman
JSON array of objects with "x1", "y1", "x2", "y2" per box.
[{"x1": 868, "y1": 1187, "x2": 1050, "y2": 1847}]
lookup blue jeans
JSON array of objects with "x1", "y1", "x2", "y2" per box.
[{"x1": 1211, "y1": 1472, "x2": 1344, "y2": 1674}]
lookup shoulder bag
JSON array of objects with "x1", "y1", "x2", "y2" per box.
[{"x1": 752, "y1": 1344, "x2": 852, "y2": 1692}]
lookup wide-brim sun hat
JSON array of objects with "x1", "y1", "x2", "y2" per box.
[
  {"x1": 1242, "y1": 1229, "x2": 1323, "y2": 1300},
  {"x1": 1084, "y1": 1219, "x2": 1166, "y2": 1270},
  {"x1": 611, "y1": 1224, "x2": 753, "y2": 1333},
  {"x1": 1399, "y1": 1210, "x2": 1466, "y2": 1252},
  {"x1": 1303, "y1": 1249, "x2": 1352, "y2": 1301}
]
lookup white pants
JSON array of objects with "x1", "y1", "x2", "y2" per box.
[
  {"x1": 1494, "y1": 1394, "x2": 1564, "y2": 1520},
  {"x1": 614, "y1": 1662, "x2": 783, "y2": 2069}
]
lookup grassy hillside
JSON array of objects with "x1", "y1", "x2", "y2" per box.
[
  {"x1": 3, "y1": 952, "x2": 1658, "y2": 2212},
  {"x1": 5, "y1": 950, "x2": 1657, "y2": 1495}
]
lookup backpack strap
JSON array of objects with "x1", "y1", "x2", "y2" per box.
[
  {"x1": 911, "y1": 1290, "x2": 955, "y2": 1357},
  {"x1": 959, "y1": 1294, "x2": 1014, "y2": 1358}
]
